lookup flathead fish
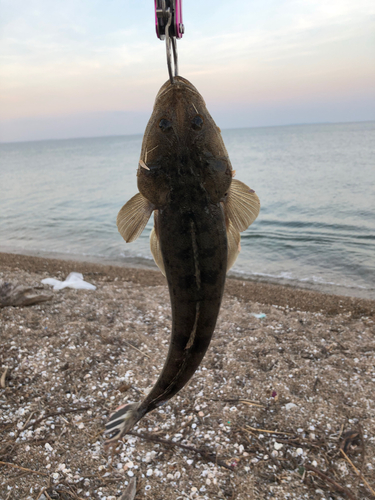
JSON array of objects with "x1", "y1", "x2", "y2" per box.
[{"x1": 105, "y1": 76, "x2": 260, "y2": 445}]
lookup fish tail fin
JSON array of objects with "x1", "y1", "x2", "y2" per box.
[{"x1": 104, "y1": 402, "x2": 143, "y2": 447}]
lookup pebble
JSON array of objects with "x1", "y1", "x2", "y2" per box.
[
  {"x1": 285, "y1": 403, "x2": 297, "y2": 410},
  {"x1": 2, "y1": 264, "x2": 374, "y2": 499}
]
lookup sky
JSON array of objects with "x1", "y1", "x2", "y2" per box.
[{"x1": 0, "y1": 0, "x2": 374, "y2": 142}]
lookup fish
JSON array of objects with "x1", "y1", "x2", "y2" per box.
[{"x1": 104, "y1": 76, "x2": 260, "y2": 446}]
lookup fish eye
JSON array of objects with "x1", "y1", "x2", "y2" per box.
[
  {"x1": 159, "y1": 118, "x2": 172, "y2": 132},
  {"x1": 192, "y1": 115, "x2": 204, "y2": 131}
]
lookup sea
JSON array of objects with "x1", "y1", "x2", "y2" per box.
[{"x1": 1, "y1": 121, "x2": 374, "y2": 300}]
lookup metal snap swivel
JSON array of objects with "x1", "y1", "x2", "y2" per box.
[{"x1": 155, "y1": 0, "x2": 183, "y2": 84}]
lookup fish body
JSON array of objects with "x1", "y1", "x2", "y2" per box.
[{"x1": 105, "y1": 77, "x2": 260, "y2": 445}]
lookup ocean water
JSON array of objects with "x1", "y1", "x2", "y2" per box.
[{"x1": 0, "y1": 121, "x2": 374, "y2": 299}]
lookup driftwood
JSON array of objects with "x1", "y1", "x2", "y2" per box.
[{"x1": 0, "y1": 281, "x2": 52, "y2": 308}]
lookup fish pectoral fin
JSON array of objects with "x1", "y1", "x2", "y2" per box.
[
  {"x1": 225, "y1": 179, "x2": 260, "y2": 232},
  {"x1": 117, "y1": 192, "x2": 154, "y2": 243},
  {"x1": 150, "y1": 211, "x2": 166, "y2": 276},
  {"x1": 227, "y1": 221, "x2": 241, "y2": 272}
]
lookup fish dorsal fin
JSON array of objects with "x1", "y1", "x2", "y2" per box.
[
  {"x1": 117, "y1": 193, "x2": 154, "y2": 243},
  {"x1": 150, "y1": 211, "x2": 166, "y2": 276},
  {"x1": 227, "y1": 221, "x2": 241, "y2": 272},
  {"x1": 225, "y1": 179, "x2": 260, "y2": 232}
]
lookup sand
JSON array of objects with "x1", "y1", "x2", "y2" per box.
[{"x1": 1, "y1": 252, "x2": 374, "y2": 500}]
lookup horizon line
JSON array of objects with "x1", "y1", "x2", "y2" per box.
[{"x1": 0, "y1": 119, "x2": 374, "y2": 145}]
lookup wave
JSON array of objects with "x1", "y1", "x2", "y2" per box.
[{"x1": 229, "y1": 268, "x2": 374, "y2": 295}]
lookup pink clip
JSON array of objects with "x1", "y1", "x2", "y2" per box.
[
  {"x1": 155, "y1": 0, "x2": 184, "y2": 40},
  {"x1": 174, "y1": 0, "x2": 184, "y2": 39}
]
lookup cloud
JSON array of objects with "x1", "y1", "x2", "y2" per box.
[{"x1": 0, "y1": 0, "x2": 374, "y2": 141}]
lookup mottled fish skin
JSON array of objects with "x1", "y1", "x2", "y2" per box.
[
  {"x1": 105, "y1": 77, "x2": 259, "y2": 446},
  {"x1": 144, "y1": 196, "x2": 228, "y2": 412}
]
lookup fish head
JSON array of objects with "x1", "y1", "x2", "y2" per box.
[{"x1": 137, "y1": 76, "x2": 232, "y2": 207}]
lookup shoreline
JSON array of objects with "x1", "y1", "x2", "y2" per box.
[
  {"x1": 2, "y1": 244, "x2": 374, "y2": 302},
  {"x1": 2, "y1": 243, "x2": 374, "y2": 301},
  {"x1": 1, "y1": 251, "x2": 374, "y2": 317}
]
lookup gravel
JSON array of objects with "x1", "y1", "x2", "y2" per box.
[{"x1": 1, "y1": 253, "x2": 375, "y2": 499}]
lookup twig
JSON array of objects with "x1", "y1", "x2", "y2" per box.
[
  {"x1": 340, "y1": 430, "x2": 360, "y2": 453},
  {"x1": 24, "y1": 405, "x2": 90, "y2": 430},
  {"x1": 245, "y1": 425, "x2": 294, "y2": 436},
  {"x1": 0, "y1": 438, "x2": 50, "y2": 456},
  {"x1": 305, "y1": 463, "x2": 356, "y2": 500},
  {"x1": 36, "y1": 482, "x2": 54, "y2": 500},
  {"x1": 238, "y1": 400, "x2": 265, "y2": 408},
  {"x1": 3, "y1": 469, "x2": 31, "y2": 487},
  {"x1": 340, "y1": 449, "x2": 375, "y2": 497},
  {"x1": 242, "y1": 429, "x2": 280, "y2": 468},
  {"x1": 0, "y1": 461, "x2": 48, "y2": 476},
  {"x1": 275, "y1": 437, "x2": 322, "y2": 450},
  {"x1": 21, "y1": 411, "x2": 35, "y2": 431},
  {"x1": 123, "y1": 339, "x2": 151, "y2": 359},
  {"x1": 1, "y1": 367, "x2": 8, "y2": 388},
  {"x1": 43, "y1": 481, "x2": 85, "y2": 500},
  {"x1": 130, "y1": 384, "x2": 146, "y2": 396},
  {"x1": 127, "y1": 430, "x2": 235, "y2": 470},
  {"x1": 211, "y1": 398, "x2": 265, "y2": 408},
  {"x1": 90, "y1": 429, "x2": 104, "y2": 444},
  {"x1": 357, "y1": 423, "x2": 366, "y2": 474},
  {"x1": 36, "y1": 488, "x2": 47, "y2": 500},
  {"x1": 338, "y1": 423, "x2": 345, "y2": 439}
]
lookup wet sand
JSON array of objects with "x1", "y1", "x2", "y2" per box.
[{"x1": 1, "y1": 251, "x2": 374, "y2": 317}]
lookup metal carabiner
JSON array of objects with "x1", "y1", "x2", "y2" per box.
[
  {"x1": 165, "y1": 9, "x2": 178, "y2": 84},
  {"x1": 155, "y1": 0, "x2": 184, "y2": 84}
]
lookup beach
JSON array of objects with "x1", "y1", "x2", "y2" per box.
[{"x1": 1, "y1": 251, "x2": 374, "y2": 499}]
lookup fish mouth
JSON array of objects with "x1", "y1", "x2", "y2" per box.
[{"x1": 156, "y1": 76, "x2": 201, "y2": 101}]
